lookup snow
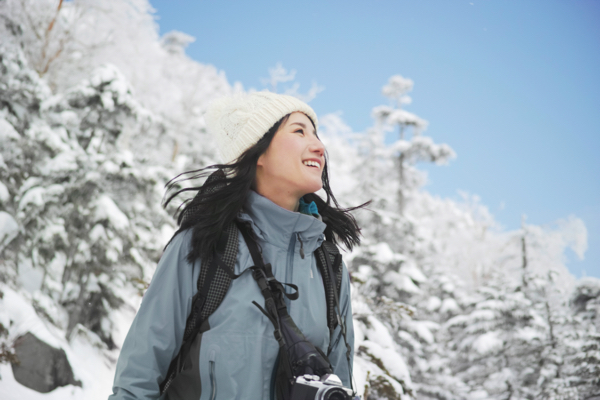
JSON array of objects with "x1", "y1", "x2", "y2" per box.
[
  {"x1": 352, "y1": 265, "x2": 374, "y2": 285},
  {"x1": 89, "y1": 224, "x2": 108, "y2": 243},
  {"x1": 406, "y1": 320, "x2": 436, "y2": 344},
  {"x1": 483, "y1": 368, "x2": 514, "y2": 395},
  {"x1": 17, "y1": 259, "x2": 44, "y2": 294},
  {"x1": 362, "y1": 315, "x2": 396, "y2": 350},
  {"x1": 67, "y1": 325, "x2": 117, "y2": 400},
  {"x1": 109, "y1": 286, "x2": 142, "y2": 349},
  {"x1": 93, "y1": 195, "x2": 129, "y2": 230},
  {"x1": 445, "y1": 309, "x2": 496, "y2": 328},
  {"x1": 557, "y1": 215, "x2": 588, "y2": 260},
  {"x1": 386, "y1": 270, "x2": 421, "y2": 294},
  {"x1": 401, "y1": 261, "x2": 427, "y2": 283},
  {"x1": 160, "y1": 223, "x2": 176, "y2": 248},
  {"x1": 0, "y1": 332, "x2": 114, "y2": 400},
  {"x1": 0, "y1": 285, "x2": 118, "y2": 400},
  {"x1": 0, "y1": 117, "x2": 20, "y2": 140},
  {"x1": 0, "y1": 211, "x2": 19, "y2": 247},
  {"x1": 472, "y1": 331, "x2": 503, "y2": 355},
  {"x1": 90, "y1": 64, "x2": 132, "y2": 101},
  {"x1": 28, "y1": 122, "x2": 71, "y2": 154},
  {"x1": 352, "y1": 317, "x2": 366, "y2": 348},
  {"x1": 469, "y1": 389, "x2": 491, "y2": 399},
  {"x1": 370, "y1": 242, "x2": 405, "y2": 264},
  {"x1": 2, "y1": 286, "x2": 65, "y2": 350},
  {"x1": 32, "y1": 291, "x2": 69, "y2": 330},
  {"x1": 350, "y1": 357, "x2": 369, "y2": 397},
  {"x1": 0, "y1": 181, "x2": 9, "y2": 202},
  {"x1": 18, "y1": 187, "x2": 46, "y2": 209},
  {"x1": 440, "y1": 298, "x2": 460, "y2": 314},
  {"x1": 353, "y1": 356, "x2": 406, "y2": 398},
  {"x1": 42, "y1": 152, "x2": 79, "y2": 174},
  {"x1": 161, "y1": 30, "x2": 196, "y2": 55},
  {"x1": 387, "y1": 109, "x2": 428, "y2": 129},
  {"x1": 516, "y1": 326, "x2": 543, "y2": 342},
  {"x1": 360, "y1": 340, "x2": 412, "y2": 385},
  {"x1": 426, "y1": 296, "x2": 442, "y2": 311},
  {"x1": 39, "y1": 221, "x2": 68, "y2": 244},
  {"x1": 382, "y1": 75, "x2": 414, "y2": 100},
  {"x1": 398, "y1": 330, "x2": 423, "y2": 352},
  {"x1": 0, "y1": 364, "x2": 85, "y2": 400}
]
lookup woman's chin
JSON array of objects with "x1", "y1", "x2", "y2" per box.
[{"x1": 301, "y1": 182, "x2": 323, "y2": 197}]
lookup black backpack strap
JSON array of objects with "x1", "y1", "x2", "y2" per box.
[
  {"x1": 159, "y1": 221, "x2": 240, "y2": 395},
  {"x1": 314, "y1": 241, "x2": 343, "y2": 335},
  {"x1": 315, "y1": 241, "x2": 355, "y2": 394}
]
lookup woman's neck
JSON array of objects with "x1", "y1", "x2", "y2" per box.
[{"x1": 253, "y1": 187, "x2": 300, "y2": 212}]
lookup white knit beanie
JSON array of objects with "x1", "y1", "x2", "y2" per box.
[{"x1": 204, "y1": 91, "x2": 318, "y2": 164}]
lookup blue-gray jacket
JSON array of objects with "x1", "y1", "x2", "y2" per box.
[{"x1": 109, "y1": 191, "x2": 354, "y2": 399}]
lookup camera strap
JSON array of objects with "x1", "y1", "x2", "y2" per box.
[
  {"x1": 236, "y1": 220, "x2": 337, "y2": 400},
  {"x1": 321, "y1": 244, "x2": 355, "y2": 395}
]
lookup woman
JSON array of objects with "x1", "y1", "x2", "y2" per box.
[{"x1": 108, "y1": 92, "x2": 363, "y2": 400}]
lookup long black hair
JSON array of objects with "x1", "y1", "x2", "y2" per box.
[{"x1": 163, "y1": 114, "x2": 368, "y2": 264}]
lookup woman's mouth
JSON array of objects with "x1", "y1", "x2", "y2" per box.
[{"x1": 303, "y1": 160, "x2": 321, "y2": 169}]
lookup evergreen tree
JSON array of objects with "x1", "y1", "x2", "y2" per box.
[
  {"x1": 0, "y1": 35, "x2": 172, "y2": 347},
  {"x1": 375, "y1": 75, "x2": 454, "y2": 215}
]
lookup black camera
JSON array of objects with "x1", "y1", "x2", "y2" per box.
[{"x1": 290, "y1": 373, "x2": 354, "y2": 400}]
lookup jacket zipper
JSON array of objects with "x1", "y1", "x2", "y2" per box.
[
  {"x1": 297, "y1": 233, "x2": 305, "y2": 259},
  {"x1": 209, "y1": 350, "x2": 217, "y2": 400},
  {"x1": 285, "y1": 234, "x2": 297, "y2": 310}
]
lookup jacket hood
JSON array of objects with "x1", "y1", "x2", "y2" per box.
[{"x1": 239, "y1": 191, "x2": 326, "y2": 252}]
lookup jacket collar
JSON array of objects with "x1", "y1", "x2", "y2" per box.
[{"x1": 239, "y1": 191, "x2": 326, "y2": 251}]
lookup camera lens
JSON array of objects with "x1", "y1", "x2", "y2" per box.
[{"x1": 320, "y1": 387, "x2": 350, "y2": 400}]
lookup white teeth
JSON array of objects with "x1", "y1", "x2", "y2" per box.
[{"x1": 303, "y1": 160, "x2": 320, "y2": 168}]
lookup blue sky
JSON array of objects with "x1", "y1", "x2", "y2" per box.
[{"x1": 148, "y1": 0, "x2": 600, "y2": 278}]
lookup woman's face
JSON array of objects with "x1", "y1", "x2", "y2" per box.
[{"x1": 256, "y1": 112, "x2": 325, "y2": 208}]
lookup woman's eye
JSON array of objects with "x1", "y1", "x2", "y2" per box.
[{"x1": 295, "y1": 129, "x2": 304, "y2": 135}]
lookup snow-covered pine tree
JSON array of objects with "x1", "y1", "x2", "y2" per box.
[
  {"x1": 437, "y1": 215, "x2": 589, "y2": 399},
  {"x1": 559, "y1": 278, "x2": 600, "y2": 398},
  {"x1": 322, "y1": 78, "x2": 466, "y2": 399},
  {"x1": 443, "y1": 274, "x2": 544, "y2": 399},
  {"x1": 0, "y1": 32, "x2": 172, "y2": 347},
  {"x1": 1, "y1": 0, "x2": 231, "y2": 171},
  {"x1": 0, "y1": 8, "x2": 210, "y2": 394},
  {"x1": 375, "y1": 75, "x2": 454, "y2": 215}
]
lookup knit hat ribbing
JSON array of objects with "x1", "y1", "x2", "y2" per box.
[{"x1": 205, "y1": 91, "x2": 318, "y2": 164}]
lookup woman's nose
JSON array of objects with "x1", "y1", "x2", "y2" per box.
[{"x1": 309, "y1": 137, "x2": 325, "y2": 157}]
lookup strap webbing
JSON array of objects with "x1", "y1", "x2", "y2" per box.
[
  {"x1": 321, "y1": 245, "x2": 355, "y2": 395},
  {"x1": 315, "y1": 243, "x2": 343, "y2": 335},
  {"x1": 159, "y1": 246, "x2": 223, "y2": 394},
  {"x1": 235, "y1": 221, "x2": 295, "y2": 382},
  {"x1": 160, "y1": 228, "x2": 242, "y2": 394}
]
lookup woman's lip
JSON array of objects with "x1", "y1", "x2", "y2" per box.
[{"x1": 302, "y1": 159, "x2": 322, "y2": 168}]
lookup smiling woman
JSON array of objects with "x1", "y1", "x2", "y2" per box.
[
  {"x1": 108, "y1": 91, "x2": 367, "y2": 400},
  {"x1": 256, "y1": 112, "x2": 326, "y2": 211}
]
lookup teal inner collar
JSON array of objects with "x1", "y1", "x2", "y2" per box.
[{"x1": 298, "y1": 197, "x2": 319, "y2": 217}]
